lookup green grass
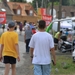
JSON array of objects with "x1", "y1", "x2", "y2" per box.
[{"x1": 51, "y1": 55, "x2": 75, "y2": 75}]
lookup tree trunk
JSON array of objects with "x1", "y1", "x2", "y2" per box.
[{"x1": 58, "y1": 0, "x2": 62, "y2": 31}]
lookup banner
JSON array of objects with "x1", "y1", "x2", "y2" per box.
[
  {"x1": 42, "y1": 15, "x2": 52, "y2": 26},
  {"x1": 37, "y1": 8, "x2": 42, "y2": 20},
  {"x1": 37, "y1": 8, "x2": 52, "y2": 26},
  {"x1": 41, "y1": 8, "x2": 46, "y2": 15},
  {"x1": 42, "y1": 15, "x2": 52, "y2": 21},
  {"x1": 0, "y1": 12, "x2": 6, "y2": 24}
]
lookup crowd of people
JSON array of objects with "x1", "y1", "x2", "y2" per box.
[
  {"x1": 0, "y1": 20, "x2": 56, "y2": 75},
  {"x1": 0, "y1": 19, "x2": 75, "y2": 75}
]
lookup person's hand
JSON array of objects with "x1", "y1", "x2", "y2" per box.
[
  {"x1": 52, "y1": 60, "x2": 56, "y2": 66},
  {"x1": 17, "y1": 56, "x2": 20, "y2": 62},
  {"x1": 0, "y1": 55, "x2": 2, "y2": 62},
  {"x1": 24, "y1": 40, "x2": 26, "y2": 43},
  {"x1": 31, "y1": 58, "x2": 33, "y2": 62},
  {"x1": 30, "y1": 56, "x2": 33, "y2": 62},
  {"x1": 54, "y1": 61, "x2": 56, "y2": 66}
]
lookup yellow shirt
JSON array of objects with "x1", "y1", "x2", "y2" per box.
[
  {"x1": 0, "y1": 37, "x2": 1, "y2": 44},
  {"x1": 54, "y1": 32, "x2": 60, "y2": 39},
  {"x1": 1, "y1": 31, "x2": 18, "y2": 58}
]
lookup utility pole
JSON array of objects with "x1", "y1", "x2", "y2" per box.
[
  {"x1": 36, "y1": 0, "x2": 38, "y2": 11},
  {"x1": 58, "y1": 0, "x2": 62, "y2": 31},
  {"x1": 45, "y1": 0, "x2": 48, "y2": 14},
  {"x1": 41, "y1": 0, "x2": 43, "y2": 8},
  {"x1": 51, "y1": 0, "x2": 54, "y2": 20}
]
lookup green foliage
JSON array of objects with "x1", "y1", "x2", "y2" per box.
[
  {"x1": 10, "y1": 0, "x2": 27, "y2": 3},
  {"x1": 62, "y1": 0, "x2": 75, "y2": 6},
  {"x1": 32, "y1": 0, "x2": 75, "y2": 10},
  {"x1": 32, "y1": 0, "x2": 42, "y2": 10},
  {"x1": 69, "y1": 0, "x2": 75, "y2": 6},
  {"x1": 62, "y1": 0, "x2": 70, "y2": 6},
  {"x1": 48, "y1": 1, "x2": 59, "y2": 7}
]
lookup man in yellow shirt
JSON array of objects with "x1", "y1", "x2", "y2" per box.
[
  {"x1": 0, "y1": 21, "x2": 20, "y2": 75},
  {"x1": 54, "y1": 31, "x2": 62, "y2": 50}
]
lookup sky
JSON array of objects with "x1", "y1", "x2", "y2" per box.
[
  {"x1": 26, "y1": 0, "x2": 32, "y2": 2},
  {"x1": 7, "y1": 0, "x2": 32, "y2": 2}
]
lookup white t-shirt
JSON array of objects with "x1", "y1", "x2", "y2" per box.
[
  {"x1": 24, "y1": 23, "x2": 30, "y2": 30},
  {"x1": 29, "y1": 31, "x2": 54, "y2": 65}
]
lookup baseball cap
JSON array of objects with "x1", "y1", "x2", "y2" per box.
[{"x1": 8, "y1": 21, "x2": 15, "y2": 28}]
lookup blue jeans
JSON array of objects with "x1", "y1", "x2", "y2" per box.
[
  {"x1": 25, "y1": 39, "x2": 30, "y2": 53},
  {"x1": 34, "y1": 64, "x2": 51, "y2": 75}
]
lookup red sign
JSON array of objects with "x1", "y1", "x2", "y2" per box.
[
  {"x1": 41, "y1": 8, "x2": 46, "y2": 15},
  {"x1": 40, "y1": 8, "x2": 52, "y2": 26},
  {"x1": 42, "y1": 15, "x2": 52, "y2": 26},
  {"x1": 0, "y1": 12, "x2": 6, "y2": 24},
  {"x1": 42, "y1": 15, "x2": 52, "y2": 21}
]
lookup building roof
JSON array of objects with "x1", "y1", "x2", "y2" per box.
[
  {"x1": 7, "y1": 2, "x2": 36, "y2": 16},
  {"x1": 0, "y1": 2, "x2": 13, "y2": 15}
]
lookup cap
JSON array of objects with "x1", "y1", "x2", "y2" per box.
[{"x1": 8, "y1": 21, "x2": 15, "y2": 28}]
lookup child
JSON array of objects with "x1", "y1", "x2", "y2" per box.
[
  {"x1": 0, "y1": 21, "x2": 20, "y2": 75},
  {"x1": 32, "y1": 28, "x2": 36, "y2": 34},
  {"x1": 67, "y1": 34, "x2": 72, "y2": 42}
]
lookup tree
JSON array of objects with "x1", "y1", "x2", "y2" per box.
[
  {"x1": 32, "y1": 0, "x2": 52, "y2": 10},
  {"x1": 69, "y1": 0, "x2": 75, "y2": 6},
  {"x1": 32, "y1": 0, "x2": 61, "y2": 10},
  {"x1": 10, "y1": 0, "x2": 27, "y2": 3},
  {"x1": 62, "y1": 0, "x2": 69, "y2": 6}
]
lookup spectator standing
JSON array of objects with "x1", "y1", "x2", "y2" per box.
[
  {"x1": 2, "y1": 24, "x2": 5, "y2": 32},
  {"x1": 24, "y1": 21, "x2": 30, "y2": 31},
  {"x1": 24, "y1": 26, "x2": 32, "y2": 53},
  {"x1": 67, "y1": 34, "x2": 72, "y2": 42},
  {"x1": 0, "y1": 21, "x2": 20, "y2": 75},
  {"x1": 19, "y1": 22, "x2": 23, "y2": 35},
  {"x1": 29, "y1": 20, "x2": 56, "y2": 75},
  {"x1": 65, "y1": 28, "x2": 68, "y2": 36},
  {"x1": 29, "y1": 22, "x2": 35, "y2": 30},
  {"x1": 14, "y1": 20, "x2": 17, "y2": 31}
]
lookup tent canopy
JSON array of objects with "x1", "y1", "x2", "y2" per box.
[
  {"x1": 52, "y1": 21, "x2": 72, "y2": 31},
  {"x1": 60, "y1": 21, "x2": 72, "y2": 28}
]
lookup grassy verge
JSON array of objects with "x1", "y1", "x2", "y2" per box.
[{"x1": 51, "y1": 55, "x2": 75, "y2": 75}]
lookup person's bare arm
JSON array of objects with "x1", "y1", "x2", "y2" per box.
[
  {"x1": 30, "y1": 48, "x2": 34, "y2": 61},
  {"x1": 58, "y1": 34, "x2": 61, "y2": 40},
  {"x1": 24, "y1": 27, "x2": 26, "y2": 31},
  {"x1": 0, "y1": 44, "x2": 4, "y2": 61},
  {"x1": 15, "y1": 44, "x2": 20, "y2": 62},
  {"x1": 50, "y1": 47, "x2": 56, "y2": 65}
]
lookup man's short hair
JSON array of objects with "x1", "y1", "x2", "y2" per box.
[
  {"x1": 38, "y1": 20, "x2": 46, "y2": 29},
  {"x1": 60, "y1": 31, "x2": 62, "y2": 33},
  {"x1": 8, "y1": 21, "x2": 15, "y2": 28}
]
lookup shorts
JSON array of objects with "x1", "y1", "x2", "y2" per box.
[
  {"x1": 54, "y1": 38, "x2": 58, "y2": 44},
  {"x1": 34, "y1": 64, "x2": 51, "y2": 75},
  {"x1": 3, "y1": 56, "x2": 16, "y2": 64}
]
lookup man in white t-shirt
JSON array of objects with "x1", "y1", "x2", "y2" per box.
[{"x1": 29, "y1": 20, "x2": 56, "y2": 75}]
